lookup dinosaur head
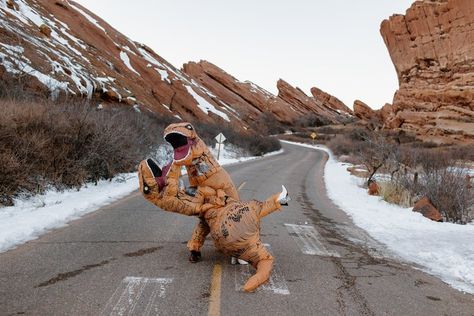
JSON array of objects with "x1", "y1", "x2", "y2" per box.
[
  {"x1": 138, "y1": 158, "x2": 171, "y2": 195},
  {"x1": 164, "y1": 122, "x2": 204, "y2": 165}
]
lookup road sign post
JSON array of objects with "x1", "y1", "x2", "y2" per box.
[
  {"x1": 310, "y1": 132, "x2": 317, "y2": 145},
  {"x1": 215, "y1": 133, "x2": 226, "y2": 161}
]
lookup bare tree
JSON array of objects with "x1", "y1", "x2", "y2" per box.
[{"x1": 356, "y1": 130, "x2": 398, "y2": 186}]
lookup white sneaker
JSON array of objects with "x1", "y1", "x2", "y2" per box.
[
  {"x1": 231, "y1": 257, "x2": 249, "y2": 265},
  {"x1": 278, "y1": 185, "x2": 290, "y2": 205}
]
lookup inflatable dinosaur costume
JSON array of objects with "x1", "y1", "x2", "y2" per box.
[
  {"x1": 138, "y1": 158, "x2": 289, "y2": 292},
  {"x1": 163, "y1": 123, "x2": 239, "y2": 262}
]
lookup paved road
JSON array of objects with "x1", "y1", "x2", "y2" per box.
[{"x1": 1, "y1": 142, "x2": 473, "y2": 316}]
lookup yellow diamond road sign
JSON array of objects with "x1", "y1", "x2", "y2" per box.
[{"x1": 310, "y1": 132, "x2": 317, "y2": 139}]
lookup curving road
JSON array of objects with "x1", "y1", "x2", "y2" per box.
[{"x1": 0, "y1": 142, "x2": 473, "y2": 316}]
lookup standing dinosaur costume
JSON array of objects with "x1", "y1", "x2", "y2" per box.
[
  {"x1": 138, "y1": 158, "x2": 289, "y2": 292},
  {"x1": 163, "y1": 123, "x2": 239, "y2": 262}
]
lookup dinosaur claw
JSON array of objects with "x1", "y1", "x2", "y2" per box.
[{"x1": 278, "y1": 185, "x2": 290, "y2": 205}]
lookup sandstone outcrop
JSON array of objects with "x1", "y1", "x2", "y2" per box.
[
  {"x1": 413, "y1": 197, "x2": 443, "y2": 222},
  {"x1": 1, "y1": 0, "x2": 231, "y2": 127},
  {"x1": 311, "y1": 87, "x2": 353, "y2": 115},
  {"x1": 182, "y1": 60, "x2": 297, "y2": 125},
  {"x1": 276, "y1": 79, "x2": 351, "y2": 124},
  {"x1": 353, "y1": 100, "x2": 379, "y2": 122},
  {"x1": 183, "y1": 60, "x2": 353, "y2": 126},
  {"x1": 367, "y1": 181, "x2": 379, "y2": 196},
  {"x1": 380, "y1": 0, "x2": 474, "y2": 144}
]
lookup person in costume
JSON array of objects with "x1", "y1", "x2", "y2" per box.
[
  {"x1": 138, "y1": 158, "x2": 290, "y2": 292},
  {"x1": 163, "y1": 122, "x2": 239, "y2": 262}
]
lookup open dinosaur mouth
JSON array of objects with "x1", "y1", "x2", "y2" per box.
[{"x1": 164, "y1": 132, "x2": 192, "y2": 161}]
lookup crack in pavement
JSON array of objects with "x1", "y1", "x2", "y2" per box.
[
  {"x1": 300, "y1": 171, "x2": 377, "y2": 316},
  {"x1": 123, "y1": 246, "x2": 163, "y2": 257},
  {"x1": 34, "y1": 246, "x2": 163, "y2": 288},
  {"x1": 30, "y1": 240, "x2": 184, "y2": 245},
  {"x1": 35, "y1": 258, "x2": 115, "y2": 288}
]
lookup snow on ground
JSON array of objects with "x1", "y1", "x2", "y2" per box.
[
  {"x1": 0, "y1": 146, "x2": 283, "y2": 254},
  {"x1": 282, "y1": 140, "x2": 474, "y2": 294}
]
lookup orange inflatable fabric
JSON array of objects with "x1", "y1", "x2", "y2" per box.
[
  {"x1": 163, "y1": 123, "x2": 239, "y2": 257},
  {"x1": 138, "y1": 159, "x2": 286, "y2": 292}
]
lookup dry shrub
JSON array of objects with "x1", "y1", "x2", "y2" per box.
[
  {"x1": 294, "y1": 114, "x2": 330, "y2": 128},
  {"x1": 394, "y1": 149, "x2": 473, "y2": 223},
  {"x1": 251, "y1": 112, "x2": 286, "y2": 135},
  {"x1": 326, "y1": 134, "x2": 356, "y2": 156},
  {"x1": 0, "y1": 99, "x2": 171, "y2": 205},
  {"x1": 0, "y1": 94, "x2": 283, "y2": 206},
  {"x1": 378, "y1": 181, "x2": 412, "y2": 207},
  {"x1": 191, "y1": 121, "x2": 281, "y2": 157}
]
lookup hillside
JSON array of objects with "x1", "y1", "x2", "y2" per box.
[{"x1": 0, "y1": 0, "x2": 351, "y2": 130}]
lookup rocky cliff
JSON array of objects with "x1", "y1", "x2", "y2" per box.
[
  {"x1": 183, "y1": 60, "x2": 352, "y2": 127},
  {"x1": 0, "y1": 0, "x2": 351, "y2": 131},
  {"x1": 380, "y1": 0, "x2": 474, "y2": 143},
  {"x1": 0, "y1": 0, "x2": 238, "y2": 126}
]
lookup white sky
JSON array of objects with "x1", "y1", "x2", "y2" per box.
[{"x1": 75, "y1": 0, "x2": 414, "y2": 109}]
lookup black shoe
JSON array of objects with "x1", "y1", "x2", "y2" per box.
[{"x1": 189, "y1": 251, "x2": 202, "y2": 263}]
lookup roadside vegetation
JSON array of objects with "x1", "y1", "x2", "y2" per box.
[
  {"x1": 324, "y1": 126, "x2": 474, "y2": 224},
  {"x1": 278, "y1": 121, "x2": 474, "y2": 224},
  {"x1": 0, "y1": 82, "x2": 281, "y2": 206}
]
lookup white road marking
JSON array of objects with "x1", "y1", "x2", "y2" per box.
[
  {"x1": 234, "y1": 244, "x2": 290, "y2": 295},
  {"x1": 285, "y1": 223, "x2": 340, "y2": 257},
  {"x1": 101, "y1": 277, "x2": 173, "y2": 316}
]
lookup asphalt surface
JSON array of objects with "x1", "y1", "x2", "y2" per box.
[{"x1": 1, "y1": 142, "x2": 473, "y2": 316}]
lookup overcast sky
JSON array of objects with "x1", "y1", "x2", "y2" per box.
[{"x1": 75, "y1": 0, "x2": 414, "y2": 109}]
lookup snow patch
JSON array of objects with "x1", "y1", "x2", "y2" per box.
[
  {"x1": 0, "y1": 44, "x2": 68, "y2": 98},
  {"x1": 155, "y1": 68, "x2": 170, "y2": 83},
  {"x1": 69, "y1": 3, "x2": 107, "y2": 34},
  {"x1": 0, "y1": 147, "x2": 283, "y2": 253},
  {"x1": 0, "y1": 174, "x2": 138, "y2": 253},
  {"x1": 185, "y1": 86, "x2": 230, "y2": 122},
  {"x1": 282, "y1": 140, "x2": 474, "y2": 295},
  {"x1": 120, "y1": 51, "x2": 140, "y2": 76},
  {"x1": 17, "y1": 0, "x2": 44, "y2": 26}
]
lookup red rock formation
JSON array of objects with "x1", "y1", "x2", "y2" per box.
[
  {"x1": 0, "y1": 0, "x2": 248, "y2": 128},
  {"x1": 183, "y1": 61, "x2": 352, "y2": 126},
  {"x1": 311, "y1": 87, "x2": 353, "y2": 115},
  {"x1": 353, "y1": 100, "x2": 379, "y2": 122},
  {"x1": 367, "y1": 181, "x2": 379, "y2": 196},
  {"x1": 0, "y1": 0, "x2": 352, "y2": 130},
  {"x1": 380, "y1": 0, "x2": 474, "y2": 144},
  {"x1": 183, "y1": 60, "x2": 298, "y2": 125},
  {"x1": 413, "y1": 197, "x2": 443, "y2": 222},
  {"x1": 276, "y1": 79, "x2": 352, "y2": 124}
]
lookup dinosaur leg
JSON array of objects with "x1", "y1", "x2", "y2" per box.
[
  {"x1": 187, "y1": 218, "x2": 210, "y2": 262},
  {"x1": 242, "y1": 246, "x2": 274, "y2": 293},
  {"x1": 259, "y1": 185, "x2": 290, "y2": 218},
  {"x1": 258, "y1": 194, "x2": 282, "y2": 218}
]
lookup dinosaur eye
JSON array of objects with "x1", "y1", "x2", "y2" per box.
[{"x1": 186, "y1": 124, "x2": 193, "y2": 130}]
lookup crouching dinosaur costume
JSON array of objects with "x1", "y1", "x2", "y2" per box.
[
  {"x1": 163, "y1": 122, "x2": 239, "y2": 261},
  {"x1": 138, "y1": 159, "x2": 289, "y2": 292}
]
